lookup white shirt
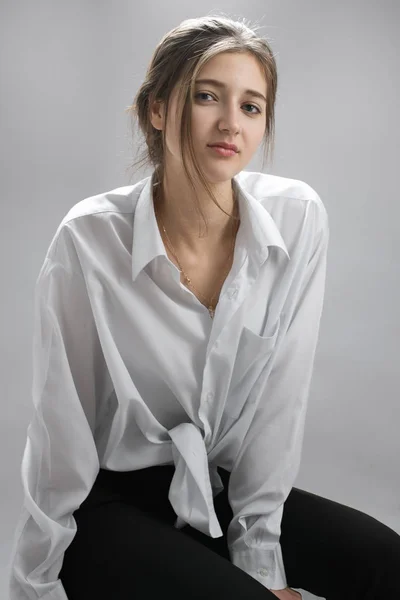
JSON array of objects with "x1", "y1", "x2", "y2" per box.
[{"x1": 8, "y1": 170, "x2": 329, "y2": 599}]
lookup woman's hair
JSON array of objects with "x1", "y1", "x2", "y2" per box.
[{"x1": 126, "y1": 14, "x2": 278, "y2": 237}]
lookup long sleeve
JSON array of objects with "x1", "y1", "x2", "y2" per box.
[
  {"x1": 227, "y1": 200, "x2": 329, "y2": 591},
  {"x1": 8, "y1": 250, "x2": 109, "y2": 600}
]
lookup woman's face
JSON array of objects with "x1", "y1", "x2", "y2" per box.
[{"x1": 151, "y1": 51, "x2": 268, "y2": 184}]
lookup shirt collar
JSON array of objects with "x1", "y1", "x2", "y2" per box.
[{"x1": 131, "y1": 170, "x2": 290, "y2": 282}]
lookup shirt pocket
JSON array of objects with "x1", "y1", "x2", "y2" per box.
[{"x1": 226, "y1": 316, "x2": 281, "y2": 419}]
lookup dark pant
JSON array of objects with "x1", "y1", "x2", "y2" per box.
[{"x1": 59, "y1": 465, "x2": 400, "y2": 600}]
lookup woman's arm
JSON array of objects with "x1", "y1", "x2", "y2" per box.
[
  {"x1": 227, "y1": 199, "x2": 329, "y2": 592},
  {"x1": 8, "y1": 246, "x2": 110, "y2": 600}
]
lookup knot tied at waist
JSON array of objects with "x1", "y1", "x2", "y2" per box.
[{"x1": 168, "y1": 422, "x2": 225, "y2": 537}]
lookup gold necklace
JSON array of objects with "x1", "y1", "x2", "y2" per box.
[{"x1": 158, "y1": 203, "x2": 238, "y2": 319}]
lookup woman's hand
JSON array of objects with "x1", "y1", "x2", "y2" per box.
[{"x1": 269, "y1": 587, "x2": 302, "y2": 600}]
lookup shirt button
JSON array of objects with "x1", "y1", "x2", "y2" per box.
[
  {"x1": 206, "y1": 392, "x2": 214, "y2": 402},
  {"x1": 228, "y1": 287, "x2": 238, "y2": 299},
  {"x1": 258, "y1": 568, "x2": 269, "y2": 577}
]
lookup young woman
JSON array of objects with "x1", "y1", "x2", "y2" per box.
[{"x1": 8, "y1": 14, "x2": 400, "y2": 600}]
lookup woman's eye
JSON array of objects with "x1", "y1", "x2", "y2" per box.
[
  {"x1": 195, "y1": 93, "x2": 261, "y2": 114},
  {"x1": 195, "y1": 92, "x2": 214, "y2": 101},
  {"x1": 243, "y1": 104, "x2": 261, "y2": 114}
]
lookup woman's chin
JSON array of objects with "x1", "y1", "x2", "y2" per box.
[{"x1": 198, "y1": 159, "x2": 241, "y2": 183}]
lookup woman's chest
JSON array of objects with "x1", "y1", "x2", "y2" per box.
[{"x1": 164, "y1": 245, "x2": 235, "y2": 313}]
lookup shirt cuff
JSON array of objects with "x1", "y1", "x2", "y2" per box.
[{"x1": 229, "y1": 542, "x2": 288, "y2": 591}]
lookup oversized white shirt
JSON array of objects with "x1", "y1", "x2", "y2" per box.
[{"x1": 8, "y1": 169, "x2": 329, "y2": 599}]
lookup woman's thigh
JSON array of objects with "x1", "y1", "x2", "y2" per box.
[
  {"x1": 183, "y1": 470, "x2": 400, "y2": 600},
  {"x1": 280, "y1": 486, "x2": 400, "y2": 600},
  {"x1": 59, "y1": 468, "x2": 278, "y2": 600},
  {"x1": 60, "y1": 499, "x2": 283, "y2": 600},
  {"x1": 60, "y1": 466, "x2": 400, "y2": 600}
]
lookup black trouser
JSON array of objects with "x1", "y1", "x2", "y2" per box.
[{"x1": 59, "y1": 465, "x2": 400, "y2": 599}]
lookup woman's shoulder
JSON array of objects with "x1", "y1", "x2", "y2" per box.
[
  {"x1": 236, "y1": 170, "x2": 329, "y2": 249},
  {"x1": 235, "y1": 170, "x2": 322, "y2": 204},
  {"x1": 43, "y1": 177, "x2": 151, "y2": 268},
  {"x1": 60, "y1": 178, "x2": 150, "y2": 228}
]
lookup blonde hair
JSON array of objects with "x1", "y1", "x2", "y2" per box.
[{"x1": 126, "y1": 14, "x2": 278, "y2": 237}]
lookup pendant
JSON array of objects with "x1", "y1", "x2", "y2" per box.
[{"x1": 208, "y1": 306, "x2": 214, "y2": 318}]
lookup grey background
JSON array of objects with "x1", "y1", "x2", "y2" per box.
[{"x1": 1, "y1": 1, "x2": 399, "y2": 598}]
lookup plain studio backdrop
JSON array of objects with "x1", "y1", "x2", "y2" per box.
[{"x1": 1, "y1": 2, "x2": 399, "y2": 599}]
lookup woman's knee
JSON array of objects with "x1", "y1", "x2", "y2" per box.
[{"x1": 364, "y1": 517, "x2": 400, "y2": 564}]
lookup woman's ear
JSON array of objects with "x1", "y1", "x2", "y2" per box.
[{"x1": 149, "y1": 99, "x2": 165, "y2": 131}]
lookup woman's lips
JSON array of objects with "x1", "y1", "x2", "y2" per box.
[{"x1": 208, "y1": 145, "x2": 237, "y2": 157}]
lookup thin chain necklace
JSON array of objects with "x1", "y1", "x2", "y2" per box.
[{"x1": 157, "y1": 199, "x2": 239, "y2": 319}]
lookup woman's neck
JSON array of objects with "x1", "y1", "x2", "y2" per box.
[{"x1": 152, "y1": 173, "x2": 239, "y2": 256}]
